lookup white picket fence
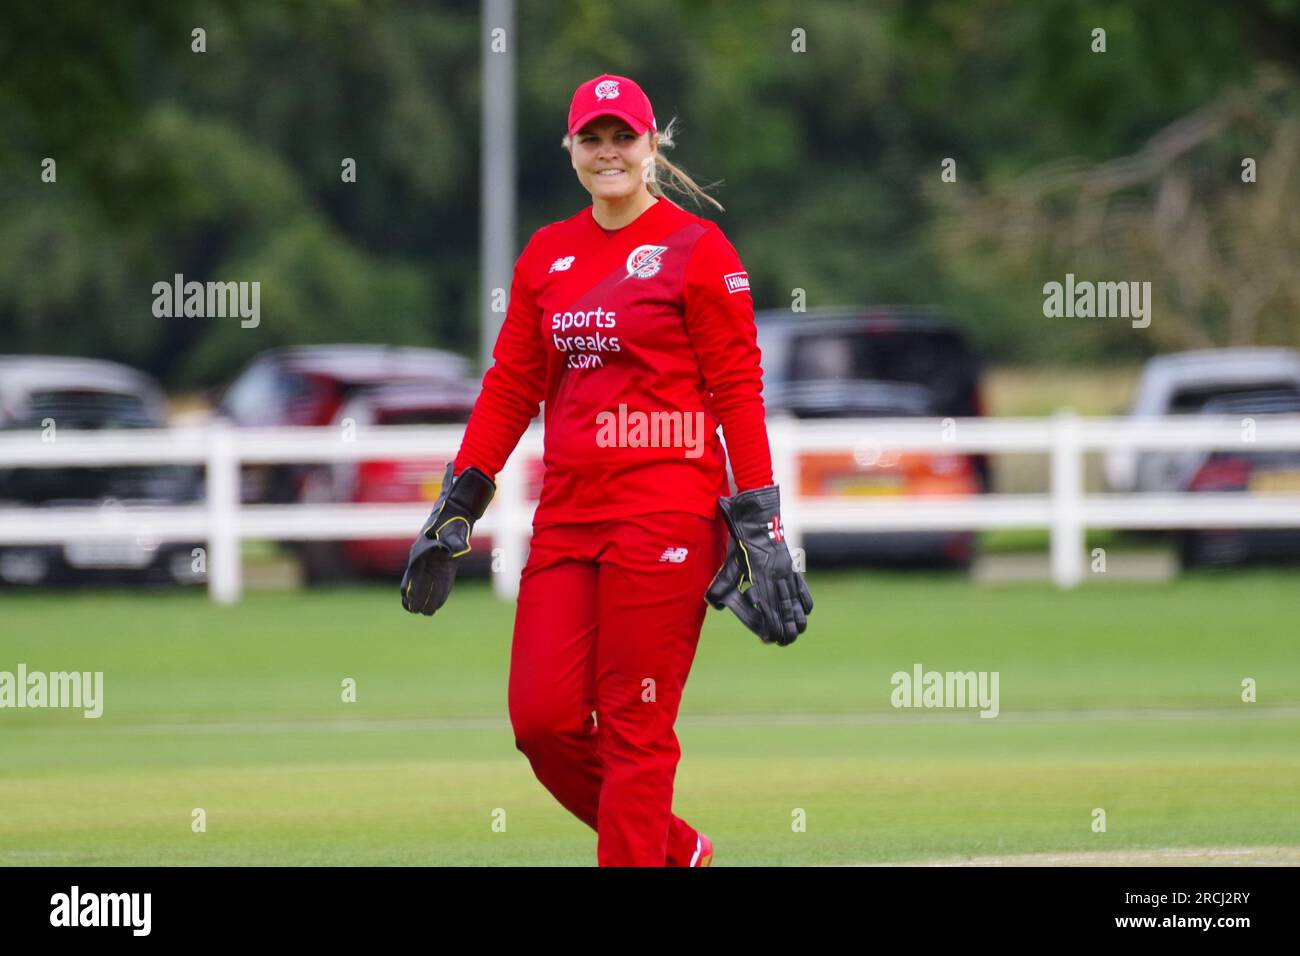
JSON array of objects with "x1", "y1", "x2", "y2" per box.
[{"x1": 2, "y1": 411, "x2": 1300, "y2": 602}]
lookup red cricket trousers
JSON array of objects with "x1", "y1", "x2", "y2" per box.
[{"x1": 508, "y1": 509, "x2": 730, "y2": 866}]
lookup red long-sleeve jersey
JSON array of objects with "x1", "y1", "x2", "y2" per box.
[{"x1": 454, "y1": 196, "x2": 773, "y2": 528}]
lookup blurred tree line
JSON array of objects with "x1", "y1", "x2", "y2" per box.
[{"x1": 0, "y1": 0, "x2": 1297, "y2": 388}]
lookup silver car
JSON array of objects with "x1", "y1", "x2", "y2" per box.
[
  {"x1": 1105, "y1": 348, "x2": 1300, "y2": 494},
  {"x1": 0, "y1": 356, "x2": 204, "y2": 586}
]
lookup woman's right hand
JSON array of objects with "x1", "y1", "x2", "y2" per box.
[
  {"x1": 705, "y1": 484, "x2": 812, "y2": 645},
  {"x1": 400, "y1": 462, "x2": 496, "y2": 615}
]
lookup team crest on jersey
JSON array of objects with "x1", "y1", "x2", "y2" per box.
[
  {"x1": 625, "y1": 244, "x2": 667, "y2": 279},
  {"x1": 549, "y1": 256, "x2": 575, "y2": 273},
  {"x1": 595, "y1": 80, "x2": 621, "y2": 100}
]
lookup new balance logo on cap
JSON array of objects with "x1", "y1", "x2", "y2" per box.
[{"x1": 658, "y1": 547, "x2": 689, "y2": 563}]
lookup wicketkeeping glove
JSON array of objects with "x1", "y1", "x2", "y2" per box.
[
  {"x1": 400, "y1": 462, "x2": 496, "y2": 616},
  {"x1": 705, "y1": 484, "x2": 813, "y2": 646}
]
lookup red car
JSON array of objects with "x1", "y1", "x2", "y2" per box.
[
  {"x1": 217, "y1": 345, "x2": 473, "y2": 504},
  {"x1": 297, "y1": 381, "x2": 545, "y2": 582}
]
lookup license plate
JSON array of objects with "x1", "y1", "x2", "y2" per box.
[
  {"x1": 827, "y1": 476, "x2": 904, "y2": 496},
  {"x1": 64, "y1": 539, "x2": 155, "y2": 569},
  {"x1": 1249, "y1": 470, "x2": 1300, "y2": 493}
]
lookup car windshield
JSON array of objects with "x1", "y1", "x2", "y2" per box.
[
  {"x1": 9, "y1": 389, "x2": 158, "y2": 429},
  {"x1": 1169, "y1": 382, "x2": 1300, "y2": 413},
  {"x1": 786, "y1": 329, "x2": 975, "y2": 415},
  {"x1": 377, "y1": 408, "x2": 472, "y2": 426},
  {"x1": 0, "y1": 390, "x2": 197, "y2": 504}
]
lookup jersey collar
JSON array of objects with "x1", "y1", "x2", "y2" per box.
[{"x1": 586, "y1": 196, "x2": 668, "y2": 240}]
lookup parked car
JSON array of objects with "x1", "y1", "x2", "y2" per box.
[
  {"x1": 1105, "y1": 348, "x2": 1300, "y2": 494},
  {"x1": 0, "y1": 356, "x2": 204, "y2": 586},
  {"x1": 215, "y1": 345, "x2": 473, "y2": 504},
  {"x1": 296, "y1": 381, "x2": 484, "y2": 582},
  {"x1": 1176, "y1": 389, "x2": 1300, "y2": 569},
  {"x1": 755, "y1": 308, "x2": 987, "y2": 567}
]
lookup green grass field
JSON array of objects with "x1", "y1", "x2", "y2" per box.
[{"x1": 2, "y1": 569, "x2": 1298, "y2": 866}]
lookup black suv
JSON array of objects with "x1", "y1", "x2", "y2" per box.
[{"x1": 755, "y1": 308, "x2": 988, "y2": 567}]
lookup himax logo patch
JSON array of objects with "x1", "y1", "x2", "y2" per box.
[{"x1": 724, "y1": 272, "x2": 750, "y2": 294}]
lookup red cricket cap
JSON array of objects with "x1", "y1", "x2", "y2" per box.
[{"x1": 567, "y1": 74, "x2": 657, "y2": 136}]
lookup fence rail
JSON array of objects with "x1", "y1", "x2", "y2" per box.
[{"x1": 2, "y1": 412, "x2": 1299, "y2": 601}]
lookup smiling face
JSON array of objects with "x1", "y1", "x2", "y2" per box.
[{"x1": 570, "y1": 116, "x2": 657, "y2": 202}]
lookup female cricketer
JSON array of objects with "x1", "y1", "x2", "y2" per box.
[{"x1": 400, "y1": 73, "x2": 812, "y2": 867}]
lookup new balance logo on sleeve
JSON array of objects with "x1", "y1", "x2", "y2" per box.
[{"x1": 658, "y1": 547, "x2": 689, "y2": 563}]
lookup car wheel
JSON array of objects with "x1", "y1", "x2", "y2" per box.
[
  {"x1": 0, "y1": 548, "x2": 52, "y2": 585},
  {"x1": 298, "y1": 541, "x2": 352, "y2": 585},
  {"x1": 1178, "y1": 530, "x2": 1246, "y2": 570}
]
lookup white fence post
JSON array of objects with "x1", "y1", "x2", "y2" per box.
[
  {"x1": 492, "y1": 452, "x2": 528, "y2": 601},
  {"x1": 1050, "y1": 409, "x2": 1085, "y2": 588},
  {"x1": 206, "y1": 421, "x2": 241, "y2": 604}
]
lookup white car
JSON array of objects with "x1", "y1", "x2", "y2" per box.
[
  {"x1": 1105, "y1": 348, "x2": 1300, "y2": 494},
  {"x1": 0, "y1": 356, "x2": 204, "y2": 585}
]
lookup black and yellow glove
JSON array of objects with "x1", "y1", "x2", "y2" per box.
[
  {"x1": 705, "y1": 484, "x2": 813, "y2": 646},
  {"x1": 399, "y1": 462, "x2": 495, "y2": 615}
]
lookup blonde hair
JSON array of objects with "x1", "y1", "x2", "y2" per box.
[{"x1": 562, "y1": 116, "x2": 725, "y2": 213}]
